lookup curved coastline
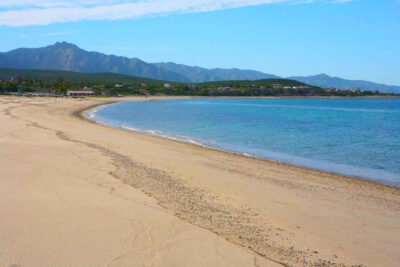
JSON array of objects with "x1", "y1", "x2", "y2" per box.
[
  {"x1": 80, "y1": 98, "x2": 400, "y2": 190},
  {"x1": 3, "y1": 96, "x2": 399, "y2": 266}
]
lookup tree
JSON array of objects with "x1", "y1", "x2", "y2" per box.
[
  {"x1": 55, "y1": 83, "x2": 67, "y2": 95},
  {"x1": 54, "y1": 78, "x2": 67, "y2": 95}
]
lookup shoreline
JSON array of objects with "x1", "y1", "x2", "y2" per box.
[
  {"x1": 81, "y1": 98, "x2": 400, "y2": 191},
  {"x1": 2, "y1": 96, "x2": 399, "y2": 266}
]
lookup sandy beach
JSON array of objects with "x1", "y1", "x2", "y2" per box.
[{"x1": 1, "y1": 96, "x2": 399, "y2": 267}]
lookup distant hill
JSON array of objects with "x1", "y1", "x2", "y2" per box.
[
  {"x1": 153, "y1": 62, "x2": 278, "y2": 83},
  {"x1": 1, "y1": 42, "x2": 399, "y2": 92},
  {"x1": 0, "y1": 68, "x2": 162, "y2": 83},
  {"x1": 289, "y1": 74, "x2": 400, "y2": 94},
  {"x1": 199, "y1": 78, "x2": 311, "y2": 88}
]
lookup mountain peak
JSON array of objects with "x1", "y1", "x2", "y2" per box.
[
  {"x1": 52, "y1": 41, "x2": 79, "y2": 49},
  {"x1": 313, "y1": 73, "x2": 330, "y2": 78}
]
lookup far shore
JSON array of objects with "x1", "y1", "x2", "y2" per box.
[{"x1": 1, "y1": 96, "x2": 399, "y2": 267}]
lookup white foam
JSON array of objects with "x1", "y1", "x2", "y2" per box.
[
  {"x1": 119, "y1": 124, "x2": 209, "y2": 148},
  {"x1": 87, "y1": 109, "x2": 97, "y2": 119}
]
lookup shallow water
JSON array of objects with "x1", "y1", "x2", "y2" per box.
[{"x1": 89, "y1": 98, "x2": 400, "y2": 186}]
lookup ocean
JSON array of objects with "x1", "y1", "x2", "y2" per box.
[{"x1": 89, "y1": 98, "x2": 400, "y2": 186}]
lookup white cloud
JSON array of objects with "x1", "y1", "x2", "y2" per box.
[{"x1": 0, "y1": 0, "x2": 354, "y2": 27}]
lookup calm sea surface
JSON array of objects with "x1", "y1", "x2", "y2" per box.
[{"x1": 89, "y1": 98, "x2": 400, "y2": 186}]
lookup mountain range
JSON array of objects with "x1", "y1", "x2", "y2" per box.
[
  {"x1": 0, "y1": 42, "x2": 399, "y2": 93},
  {"x1": 288, "y1": 74, "x2": 400, "y2": 94}
]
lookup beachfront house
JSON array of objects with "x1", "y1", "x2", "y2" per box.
[{"x1": 67, "y1": 90, "x2": 95, "y2": 97}]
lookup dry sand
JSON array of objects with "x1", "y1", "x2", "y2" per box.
[{"x1": 0, "y1": 96, "x2": 399, "y2": 267}]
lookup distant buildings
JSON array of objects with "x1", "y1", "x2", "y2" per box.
[
  {"x1": 218, "y1": 87, "x2": 232, "y2": 91},
  {"x1": 293, "y1": 86, "x2": 311, "y2": 89},
  {"x1": 271, "y1": 85, "x2": 312, "y2": 90},
  {"x1": 164, "y1": 83, "x2": 172, "y2": 88},
  {"x1": 36, "y1": 88, "x2": 52, "y2": 94},
  {"x1": 67, "y1": 90, "x2": 94, "y2": 97}
]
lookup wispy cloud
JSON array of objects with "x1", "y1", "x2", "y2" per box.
[{"x1": 0, "y1": 0, "x2": 354, "y2": 27}]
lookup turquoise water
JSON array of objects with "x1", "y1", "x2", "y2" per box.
[{"x1": 89, "y1": 98, "x2": 400, "y2": 186}]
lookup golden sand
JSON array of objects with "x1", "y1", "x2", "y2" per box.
[{"x1": 1, "y1": 96, "x2": 399, "y2": 266}]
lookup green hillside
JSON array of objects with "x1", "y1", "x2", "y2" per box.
[
  {"x1": 0, "y1": 68, "x2": 162, "y2": 83},
  {"x1": 0, "y1": 68, "x2": 393, "y2": 97}
]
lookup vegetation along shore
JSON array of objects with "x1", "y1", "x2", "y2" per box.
[{"x1": 1, "y1": 68, "x2": 397, "y2": 97}]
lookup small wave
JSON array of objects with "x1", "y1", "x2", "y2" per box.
[
  {"x1": 87, "y1": 103, "x2": 112, "y2": 119},
  {"x1": 121, "y1": 125, "x2": 208, "y2": 147},
  {"x1": 87, "y1": 109, "x2": 97, "y2": 119}
]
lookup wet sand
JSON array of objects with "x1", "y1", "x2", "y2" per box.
[{"x1": 1, "y1": 96, "x2": 399, "y2": 266}]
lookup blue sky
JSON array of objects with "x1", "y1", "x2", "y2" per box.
[{"x1": 1, "y1": 0, "x2": 399, "y2": 85}]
